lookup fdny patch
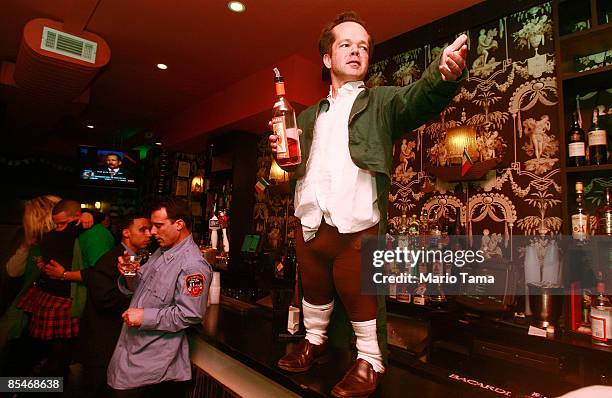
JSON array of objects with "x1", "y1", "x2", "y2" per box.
[{"x1": 185, "y1": 274, "x2": 205, "y2": 297}]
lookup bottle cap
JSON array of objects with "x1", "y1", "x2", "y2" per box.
[{"x1": 273, "y1": 67, "x2": 284, "y2": 83}]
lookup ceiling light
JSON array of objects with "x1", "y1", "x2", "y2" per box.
[
  {"x1": 228, "y1": 1, "x2": 246, "y2": 13},
  {"x1": 155, "y1": 142, "x2": 162, "y2": 146},
  {"x1": 157, "y1": 63, "x2": 168, "y2": 70},
  {"x1": 87, "y1": 124, "x2": 94, "y2": 129}
]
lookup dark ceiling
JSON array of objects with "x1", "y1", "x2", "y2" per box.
[{"x1": 0, "y1": 0, "x2": 484, "y2": 156}]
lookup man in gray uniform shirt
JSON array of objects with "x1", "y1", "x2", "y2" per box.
[{"x1": 107, "y1": 198, "x2": 211, "y2": 398}]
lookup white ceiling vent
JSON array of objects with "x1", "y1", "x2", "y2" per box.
[{"x1": 40, "y1": 26, "x2": 97, "y2": 63}]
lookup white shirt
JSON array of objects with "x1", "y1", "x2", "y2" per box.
[{"x1": 294, "y1": 81, "x2": 379, "y2": 242}]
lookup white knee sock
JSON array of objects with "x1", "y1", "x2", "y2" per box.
[
  {"x1": 351, "y1": 319, "x2": 385, "y2": 373},
  {"x1": 303, "y1": 299, "x2": 334, "y2": 346}
]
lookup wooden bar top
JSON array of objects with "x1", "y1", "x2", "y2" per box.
[{"x1": 191, "y1": 303, "x2": 541, "y2": 398}]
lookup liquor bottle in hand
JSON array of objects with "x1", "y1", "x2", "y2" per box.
[
  {"x1": 272, "y1": 68, "x2": 302, "y2": 167},
  {"x1": 567, "y1": 112, "x2": 586, "y2": 167}
]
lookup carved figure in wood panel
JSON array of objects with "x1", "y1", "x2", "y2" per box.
[
  {"x1": 472, "y1": 27, "x2": 502, "y2": 78},
  {"x1": 512, "y1": 4, "x2": 554, "y2": 78},
  {"x1": 467, "y1": 193, "x2": 516, "y2": 250},
  {"x1": 521, "y1": 114, "x2": 559, "y2": 175}
]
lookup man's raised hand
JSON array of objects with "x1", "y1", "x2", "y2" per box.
[{"x1": 439, "y1": 34, "x2": 468, "y2": 81}]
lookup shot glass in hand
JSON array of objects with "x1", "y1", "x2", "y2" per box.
[{"x1": 120, "y1": 255, "x2": 142, "y2": 277}]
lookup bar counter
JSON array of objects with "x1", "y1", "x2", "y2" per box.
[{"x1": 188, "y1": 300, "x2": 568, "y2": 398}]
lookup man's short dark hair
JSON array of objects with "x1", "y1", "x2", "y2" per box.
[
  {"x1": 52, "y1": 199, "x2": 81, "y2": 216},
  {"x1": 318, "y1": 11, "x2": 373, "y2": 57},
  {"x1": 117, "y1": 212, "x2": 148, "y2": 232},
  {"x1": 106, "y1": 153, "x2": 122, "y2": 160},
  {"x1": 151, "y1": 198, "x2": 191, "y2": 227}
]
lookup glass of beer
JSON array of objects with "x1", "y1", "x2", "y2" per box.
[{"x1": 120, "y1": 255, "x2": 142, "y2": 277}]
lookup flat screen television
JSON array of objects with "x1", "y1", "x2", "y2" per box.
[{"x1": 78, "y1": 146, "x2": 138, "y2": 187}]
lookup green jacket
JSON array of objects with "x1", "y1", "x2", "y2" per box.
[
  {"x1": 295, "y1": 58, "x2": 464, "y2": 235},
  {"x1": 292, "y1": 58, "x2": 464, "y2": 359}
]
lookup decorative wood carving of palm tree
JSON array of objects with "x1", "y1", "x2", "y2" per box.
[{"x1": 517, "y1": 190, "x2": 562, "y2": 235}]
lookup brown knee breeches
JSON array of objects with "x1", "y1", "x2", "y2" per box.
[{"x1": 295, "y1": 220, "x2": 378, "y2": 322}]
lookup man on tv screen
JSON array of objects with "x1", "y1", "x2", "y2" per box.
[{"x1": 94, "y1": 153, "x2": 133, "y2": 182}]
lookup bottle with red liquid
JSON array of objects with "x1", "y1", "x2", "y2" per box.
[{"x1": 272, "y1": 67, "x2": 301, "y2": 167}]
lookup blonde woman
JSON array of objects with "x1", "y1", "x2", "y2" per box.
[
  {"x1": 5, "y1": 195, "x2": 61, "y2": 277},
  {"x1": 1, "y1": 195, "x2": 60, "y2": 370}
]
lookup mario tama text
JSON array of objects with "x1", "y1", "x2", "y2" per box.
[{"x1": 372, "y1": 271, "x2": 494, "y2": 285}]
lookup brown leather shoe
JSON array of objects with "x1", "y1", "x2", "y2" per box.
[
  {"x1": 331, "y1": 359, "x2": 382, "y2": 398},
  {"x1": 277, "y1": 339, "x2": 329, "y2": 372}
]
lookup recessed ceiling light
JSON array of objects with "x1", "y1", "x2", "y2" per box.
[
  {"x1": 157, "y1": 63, "x2": 168, "y2": 70},
  {"x1": 87, "y1": 124, "x2": 94, "y2": 129},
  {"x1": 228, "y1": 1, "x2": 246, "y2": 13},
  {"x1": 155, "y1": 142, "x2": 162, "y2": 146}
]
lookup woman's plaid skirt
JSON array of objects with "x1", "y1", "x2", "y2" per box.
[{"x1": 17, "y1": 286, "x2": 79, "y2": 339}]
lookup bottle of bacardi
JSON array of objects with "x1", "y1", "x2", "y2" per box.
[{"x1": 272, "y1": 68, "x2": 302, "y2": 167}]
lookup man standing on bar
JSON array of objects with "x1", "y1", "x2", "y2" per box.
[
  {"x1": 107, "y1": 198, "x2": 211, "y2": 397},
  {"x1": 270, "y1": 11, "x2": 467, "y2": 397}
]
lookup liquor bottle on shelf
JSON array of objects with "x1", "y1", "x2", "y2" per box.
[
  {"x1": 408, "y1": 215, "x2": 420, "y2": 236},
  {"x1": 429, "y1": 241, "x2": 448, "y2": 305},
  {"x1": 272, "y1": 67, "x2": 301, "y2": 167},
  {"x1": 450, "y1": 206, "x2": 466, "y2": 253},
  {"x1": 591, "y1": 272, "x2": 612, "y2": 346},
  {"x1": 450, "y1": 207, "x2": 463, "y2": 236},
  {"x1": 274, "y1": 255, "x2": 286, "y2": 280},
  {"x1": 567, "y1": 112, "x2": 587, "y2": 167},
  {"x1": 285, "y1": 241, "x2": 297, "y2": 284},
  {"x1": 438, "y1": 210, "x2": 449, "y2": 237},
  {"x1": 420, "y1": 209, "x2": 429, "y2": 235},
  {"x1": 398, "y1": 211, "x2": 409, "y2": 234},
  {"x1": 413, "y1": 243, "x2": 431, "y2": 306},
  {"x1": 384, "y1": 235, "x2": 397, "y2": 300},
  {"x1": 588, "y1": 109, "x2": 608, "y2": 165},
  {"x1": 598, "y1": 187, "x2": 612, "y2": 236},
  {"x1": 572, "y1": 181, "x2": 589, "y2": 241},
  {"x1": 430, "y1": 219, "x2": 442, "y2": 238}
]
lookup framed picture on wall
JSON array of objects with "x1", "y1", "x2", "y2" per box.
[
  {"x1": 177, "y1": 161, "x2": 190, "y2": 178},
  {"x1": 191, "y1": 202, "x2": 202, "y2": 216},
  {"x1": 175, "y1": 179, "x2": 189, "y2": 196}
]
